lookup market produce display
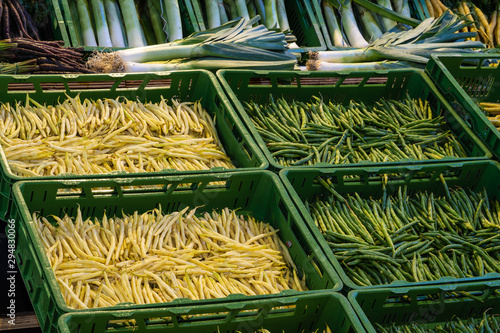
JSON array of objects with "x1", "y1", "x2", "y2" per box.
[
  {"x1": 377, "y1": 312, "x2": 500, "y2": 332},
  {"x1": 36, "y1": 206, "x2": 305, "y2": 309},
  {"x1": 309, "y1": 176, "x2": 500, "y2": 287},
  {"x1": 243, "y1": 95, "x2": 467, "y2": 166},
  {"x1": 87, "y1": 16, "x2": 296, "y2": 72},
  {"x1": 0, "y1": 96, "x2": 234, "y2": 176}
]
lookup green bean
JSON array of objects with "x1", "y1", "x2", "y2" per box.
[
  {"x1": 309, "y1": 175, "x2": 500, "y2": 287},
  {"x1": 244, "y1": 95, "x2": 468, "y2": 167}
]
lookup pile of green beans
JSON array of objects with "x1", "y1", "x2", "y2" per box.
[
  {"x1": 376, "y1": 312, "x2": 500, "y2": 332},
  {"x1": 308, "y1": 177, "x2": 500, "y2": 286},
  {"x1": 243, "y1": 95, "x2": 468, "y2": 166}
]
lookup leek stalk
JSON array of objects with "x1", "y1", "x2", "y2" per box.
[
  {"x1": 224, "y1": 0, "x2": 239, "y2": 19},
  {"x1": 340, "y1": 1, "x2": 369, "y2": 47},
  {"x1": 393, "y1": 0, "x2": 411, "y2": 18},
  {"x1": 218, "y1": 0, "x2": 229, "y2": 24},
  {"x1": 87, "y1": 16, "x2": 295, "y2": 73},
  {"x1": 347, "y1": 0, "x2": 419, "y2": 27},
  {"x1": 254, "y1": 0, "x2": 266, "y2": 23},
  {"x1": 206, "y1": 0, "x2": 221, "y2": 28},
  {"x1": 307, "y1": 60, "x2": 409, "y2": 71},
  {"x1": 234, "y1": 0, "x2": 250, "y2": 20},
  {"x1": 309, "y1": 12, "x2": 486, "y2": 69},
  {"x1": 322, "y1": 0, "x2": 347, "y2": 46},
  {"x1": 77, "y1": 0, "x2": 97, "y2": 46},
  {"x1": 264, "y1": 0, "x2": 278, "y2": 29},
  {"x1": 147, "y1": 0, "x2": 167, "y2": 44},
  {"x1": 376, "y1": 0, "x2": 396, "y2": 31},
  {"x1": 118, "y1": 0, "x2": 147, "y2": 47},
  {"x1": 104, "y1": 0, "x2": 126, "y2": 47},
  {"x1": 247, "y1": 0, "x2": 257, "y2": 19},
  {"x1": 121, "y1": 57, "x2": 296, "y2": 71},
  {"x1": 91, "y1": 0, "x2": 113, "y2": 47},
  {"x1": 276, "y1": 0, "x2": 289, "y2": 31},
  {"x1": 356, "y1": 3, "x2": 383, "y2": 41},
  {"x1": 163, "y1": 0, "x2": 183, "y2": 41}
]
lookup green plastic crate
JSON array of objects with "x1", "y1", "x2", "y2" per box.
[
  {"x1": 349, "y1": 281, "x2": 500, "y2": 333},
  {"x1": 280, "y1": 160, "x2": 500, "y2": 291},
  {"x1": 217, "y1": 69, "x2": 491, "y2": 172},
  {"x1": 188, "y1": 0, "x2": 326, "y2": 53},
  {"x1": 0, "y1": 70, "x2": 267, "y2": 221},
  {"x1": 12, "y1": 171, "x2": 342, "y2": 333},
  {"x1": 56, "y1": 0, "x2": 200, "y2": 51},
  {"x1": 56, "y1": 292, "x2": 363, "y2": 333},
  {"x1": 426, "y1": 54, "x2": 500, "y2": 160}
]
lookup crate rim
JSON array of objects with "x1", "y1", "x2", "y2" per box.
[
  {"x1": 0, "y1": 69, "x2": 269, "y2": 220},
  {"x1": 56, "y1": 291, "x2": 366, "y2": 333},
  {"x1": 348, "y1": 279, "x2": 500, "y2": 333},
  {"x1": 216, "y1": 68, "x2": 493, "y2": 172},
  {"x1": 278, "y1": 159, "x2": 500, "y2": 291},
  {"x1": 12, "y1": 169, "x2": 343, "y2": 333},
  {"x1": 426, "y1": 53, "x2": 500, "y2": 159}
]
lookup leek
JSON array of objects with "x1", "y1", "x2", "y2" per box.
[
  {"x1": 322, "y1": 0, "x2": 347, "y2": 47},
  {"x1": 104, "y1": 0, "x2": 126, "y2": 47},
  {"x1": 356, "y1": 3, "x2": 383, "y2": 41},
  {"x1": 234, "y1": 0, "x2": 250, "y2": 20},
  {"x1": 247, "y1": 0, "x2": 257, "y2": 19},
  {"x1": 91, "y1": 0, "x2": 113, "y2": 47},
  {"x1": 340, "y1": 1, "x2": 369, "y2": 47},
  {"x1": 77, "y1": 0, "x2": 97, "y2": 46},
  {"x1": 376, "y1": 0, "x2": 396, "y2": 31},
  {"x1": 400, "y1": 0, "x2": 411, "y2": 18},
  {"x1": 224, "y1": 0, "x2": 239, "y2": 20},
  {"x1": 344, "y1": 0, "x2": 420, "y2": 27},
  {"x1": 264, "y1": 0, "x2": 278, "y2": 29},
  {"x1": 307, "y1": 60, "x2": 410, "y2": 71},
  {"x1": 309, "y1": 12, "x2": 486, "y2": 69},
  {"x1": 163, "y1": 0, "x2": 183, "y2": 41},
  {"x1": 218, "y1": 0, "x2": 229, "y2": 24},
  {"x1": 392, "y1": 0, "x2": 410, "y2": 18},
  {"x1": 147, "y1": 0, "x2": 167, "y2": 44},
  {"x1": 276, "y1": 0, "x2": 289, "y2": 31},
  {"x1": 87, "y1": 16, "x2": 295, "y2": 72},
  {"x1": 117, "y1": 57, "x2": 296, "y2": 71},
  {"x1": 254, "y1": 0, "x2": 266, "y2": 24},
  {"x1": 119, "y1": 0, "x2": 147, "y2": 47},
  {"x1": 206, "y1": 0, "x2": 221, "y2": 28}
]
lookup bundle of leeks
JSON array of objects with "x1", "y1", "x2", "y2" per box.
[
  {"x1": 195, "y1": 0, "x2": 289, "y2": 31},
  {"x1": 71, "y1": 0, "x2": 182, "y2": 48},
  {"x1": 319, "y1": 0, "x2": 419, "y2": 48},
  {"x1": 87, "y1": 15, "x2": 297, "y2": 72},
  {"x1": 308, "y1": 11, "x2": 486, "y2": 71},
  {"x1": 193, "y1": 0, "x2": 299, "y2": 48}
]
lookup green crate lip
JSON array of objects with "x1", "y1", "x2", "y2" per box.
[
  {"x1": 279, "y1": 160, "x2": 500, "y2": 292},
  {"x1": 216, "y1": 68, "x2": 492, "y2": 172},
  {"x1": 188, "y1": 0, "x2": 326, "y2": 53},
  {"x1": 348, "y1": 280, "x2": 500, "y2": 333},
  {"x1": 12, "y1": 171, "x2": 343, "y2": 333},
  {"x1": 426, "y1": 53, "x2": 500, "y2": 160},
  {"x1": 0, "y1": 70, "x2": 268, "y2": 221},
  {"x1": 56, "y1": 292, "x2": 366, "y2": 333},
  {"x1": 56, "y1": 0, "x2": 200, "y2": 50}
]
